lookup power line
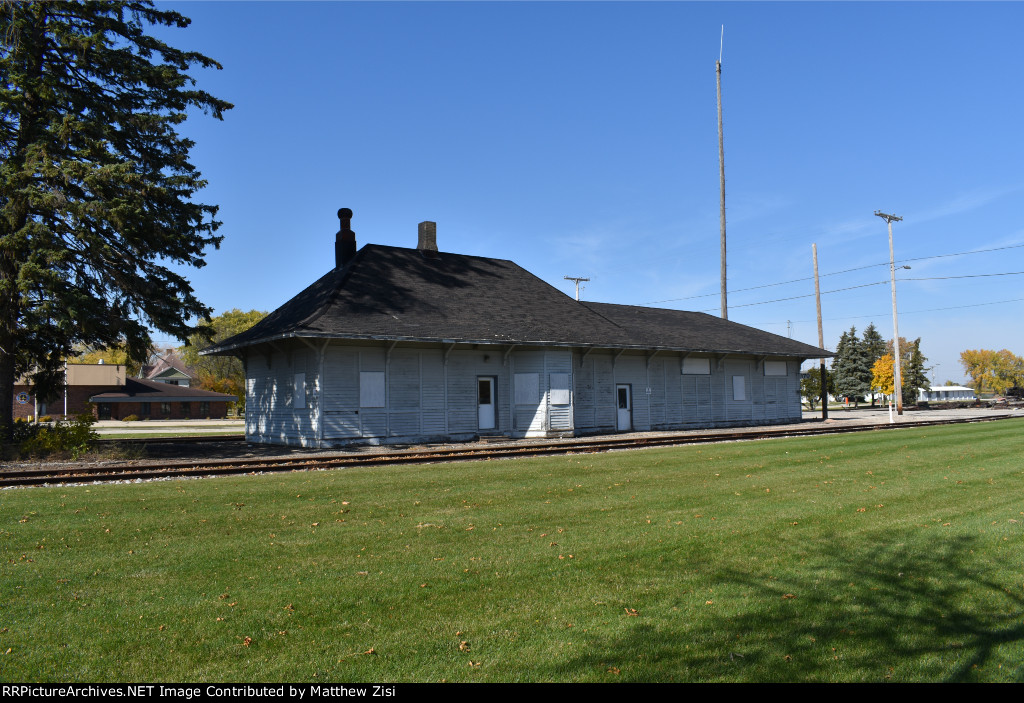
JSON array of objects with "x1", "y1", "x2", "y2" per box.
[
  {"x1": 696, "y1": 270, "x2": 1024, "y2": 314},
  {"x1": 900, "y1": 242, "x2": 1024, "y2": 265},
  {"x1": 770, "y1": 296, "x2": 1024, "y2": 325},
  {"x1": 904, "y1": 271, "x2": 1024, "y2": 281},
  {"x1": 697, "y1": 280, "x2": 890, "y2": 312},
  {"x1": 642, "y1": 241, "x2": 1024, "y2": 305}
]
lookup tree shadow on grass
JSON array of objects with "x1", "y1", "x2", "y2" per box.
[{"x1": 536, "y1": 534, "x2": 1024, "y2": 682}]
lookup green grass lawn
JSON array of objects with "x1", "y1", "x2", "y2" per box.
[{"x1": 2, "y1": 419, "x2": 1022, "y2": 682}]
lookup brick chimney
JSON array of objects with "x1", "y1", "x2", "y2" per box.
[
  {"x1": 335, "y1": 208, "x2": 356, "y2": 268},
  {"x1": 417, "y1": 221, "x2": 437, "y2": 252}
]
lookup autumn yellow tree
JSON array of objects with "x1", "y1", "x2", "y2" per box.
[
  {"x1": 69, "y1": 343, "x2": 156, "y2": 377},
  {"x1": 960, "y1": 349, "x2": 1024, "y2": 394},
  {"x1": 871, "y1": 353, "x2": 895, "y2": 397},
  {"x1": 180, "y1": 309, "x2": 267, "y2": 411},
  {"x1": 959, "y1": 349, "x2": 998, "y2": 394}
]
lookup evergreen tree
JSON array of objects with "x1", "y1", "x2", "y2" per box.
[
  {"x1": 0, "y1": 2, "x2": 231, "y2": 437},
  {"x1": 860, "y1": 323, "x2": 887, "y2": 405},
  {"x1": 902, "y1": 338, "x2": 930, "y2": 402},
  {"x1": 832, "y1": 326, "x2": 871, "y2": 407},
  {"x1": 885, "y1": 337, "x2": 930, "y2": 404}
]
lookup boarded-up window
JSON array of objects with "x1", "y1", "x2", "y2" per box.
[
  {"x1": 682, "y1": 357, "x2": 711, "y2": 375},
  {"x1": 732, "y1": 375, "x2": 746, "y2": 401},
  {"x1": 360, "y1": 371, "x2": 386, "y2": 407},
  {"x1": 549, "y1": 373, "x2": 570, "y2": 405},
  {"x1": 514, "y1": 373, "x2": 539, "y2": 405},
  {"x1": 294, "y1": 373, "x2": 306, "y2": 409},
  {"x1": 764, "y1": 361, "x2": 788, "y2": 377}
]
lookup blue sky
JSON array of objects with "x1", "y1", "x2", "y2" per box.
[{"x1": 154, "y1": 1, "x2": 1024, "y2": 385}]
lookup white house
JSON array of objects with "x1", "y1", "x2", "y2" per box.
[
  {"x1": 917, "y1": 386, "x2": 976, "y2": 403},
  {"x1": 202, "y1": 210, "x2": 832, "y2": 447}
]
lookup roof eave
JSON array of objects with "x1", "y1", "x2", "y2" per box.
[{"x1": 200, "y1": 331, "x2": 831, "y2": 359}]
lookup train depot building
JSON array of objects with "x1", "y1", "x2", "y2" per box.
[{"x1": 203, "y1": 210, "x2": 830, "y2": 447}]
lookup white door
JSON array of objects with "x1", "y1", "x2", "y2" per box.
[
  {"x1": 478, "y1": 377, "x2": 496, "y2": 430},
  {"x1": 616, "y1": 384, "x2": 632, "y2": 431}
]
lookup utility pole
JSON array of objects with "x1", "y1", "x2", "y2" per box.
[
  {"x1": 875, "y1": 211, "x2": 904, "y2": 415},
  {"x1": 564, "y1": 276, "x2": 589, "y2": 301},
  {"x1": 716, "y1": 26, "x2": 728, "y2": 320},
  {"x1": 812, "y1": 243, "x2": 828, "y2": 420}
]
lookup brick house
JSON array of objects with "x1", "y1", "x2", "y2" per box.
[{"x1": 12, "y1": 363, "x2": 235, "y2": 421}]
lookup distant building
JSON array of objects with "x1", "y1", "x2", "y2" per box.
[
  {"x1": 140, "y1": 348, "x2": 194, "y2": 387},
  {"x1": 12, "y1": 363, "x2": 234, "y2": 421},
  {"x1": 203, "y1": 209, "x2": 832, "y2": 447},
  {"x1": 88, "y1": 378, "x2": 234, "y2": 420},
  {"x1": 917, "y1": 386, "x2": 976, "y2": 403}
]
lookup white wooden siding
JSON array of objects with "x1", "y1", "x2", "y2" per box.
[
  {"x1": 246, "y1": 346, "x2": 317, "y2": 445},
  {"x1": 249, "y1": 341, "x2": 806, "y2": 446}
]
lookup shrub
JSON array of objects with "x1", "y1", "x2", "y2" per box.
[
  {"x1": 38, "y1": 415, "x2": 53, "y2": 423},
  {"x1": 122, "y1": 414, "x2": 139, "y2": 423},
  {"x1": 18, "y1": 414, "x2": 99, "y2": 459}
]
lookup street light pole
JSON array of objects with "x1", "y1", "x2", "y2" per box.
[{"x1": 875, "y1": 211, "x2": 904, "y2": 415}]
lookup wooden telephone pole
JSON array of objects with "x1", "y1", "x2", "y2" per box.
[
  {"x1": 813, "y1": 244, "x2": 828, "y2": 420},
  {"x1": 564, "y1": 276, "x2": 589, "y2": 301},
  {"x1": 875, "y1": 211, "x2": 904, "y2": 415}
]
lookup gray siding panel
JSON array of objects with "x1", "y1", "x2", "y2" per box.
[
  {"x1": 323, "y1": 347, "x2": 360, "y2": 440},
  {"x1": 246, "y1": 346, "x2": 316, "y2": 445},
  {"x1": 249, "y1": 342, "x2": 807, "y2": 446}
]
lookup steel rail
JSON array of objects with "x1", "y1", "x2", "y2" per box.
[{"x1": 3, "y1": 414, "x2": 1018, "y2": 487}]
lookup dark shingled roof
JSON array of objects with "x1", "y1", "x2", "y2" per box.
[
  {"x1": 582, "y1": 302, "x2": 828, "y2": 357},
  {"x1": 89, "y1": 378, "x2": 237, "y2": 404},
  {"x1": 203, "y1": 243, "x2": 830, "y2": 359}
]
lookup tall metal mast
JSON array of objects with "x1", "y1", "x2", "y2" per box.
[{"x1": 875, "y1": 211, "x2": 904, "y2": 415}]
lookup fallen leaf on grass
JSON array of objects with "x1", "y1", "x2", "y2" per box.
[
  {"x1": 782, "y1": 594, "x2": 796, "y2": 599},
  {"x1": 624, "y1": 608, "x2": 639, "y2": 617},
  {"x1": 242, "y1": 636, "x2": 252, "y2": 648},
  {"x1": 459, "y1": 641, "x2": 470, "y2": 652}
]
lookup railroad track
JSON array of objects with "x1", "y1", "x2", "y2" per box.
[{"x1": 2, "y1": 414, "x2": 1018, "y2": 487}]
